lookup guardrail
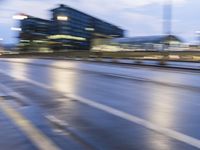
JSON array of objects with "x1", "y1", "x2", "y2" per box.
[{"x1": 0, "y1": 51, "x2": 200, "y2": 63}]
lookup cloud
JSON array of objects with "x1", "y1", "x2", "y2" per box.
[
  {"x1": 0, "y1": 0, "x2": 195, "y2": 44},
  {"x1": 0, "y1": 0, "x2": 187, "y2": 18}
]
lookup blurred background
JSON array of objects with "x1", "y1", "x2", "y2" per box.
[
  {"x1": 0, "y1": 0, "x2": 200, "y2": 52},
  {"x1": 0, "y1": 1, "x2": 200, "y2": 150}
]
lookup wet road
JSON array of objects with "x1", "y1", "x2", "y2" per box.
[{"x1": 0, "y1": 58, "x2": 200, "y2": 150}]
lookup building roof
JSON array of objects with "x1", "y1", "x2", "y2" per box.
[
  {"x1": 19, "y1": 13, "x2": 52, "y2": 23},
  {"x1": 111, "y1": 35, "x2": 182, "y2": 44},
  {"x1": 51, "y1": 4, "x2": 123, "y2": 31}
]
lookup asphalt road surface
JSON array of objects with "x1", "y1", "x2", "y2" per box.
[{"x1": 0, "y1": 58, "x2": 200, "y2": 150}]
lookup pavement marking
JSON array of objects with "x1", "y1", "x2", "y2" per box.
[
  {"x1": 0, "y1": 97, "x2": 60, "y2": 150},
  {"x1": 68, "y1": 94, "x2": 200, "y2": 149},
  {"x1": 0, "y1": 63, "x2": 200, "y2": 93},
  {"x1": 46, "y1": 115, "x2": 97, "y2": 150},
  {"x1": 0, "y1": 68, "x2": 200, "y2": 148},
  {"x1": 0, "y1": 83, "x2": 30, "y2": 105}
]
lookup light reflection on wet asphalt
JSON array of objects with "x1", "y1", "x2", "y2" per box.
[{"x1": 0, "y1": 59, "x2": 200, "y2": 150}]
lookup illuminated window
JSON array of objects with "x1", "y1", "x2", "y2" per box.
[
  {"x1": 57, "y1": 16, "x2": 68, "y2": 21},
  {"x1": 85, "y1": 28, "x2": 95, "y2": 31},
  {"x1": 11, "y1": 27, "x2": 22, "y2": 31},
  {"x1": 48, "y1": 35, "x2": 86, "y2": 41},
  {"x1": 13, "y1": 14, "x2": 28, "y2": 20}
]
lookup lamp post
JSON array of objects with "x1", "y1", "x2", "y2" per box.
[
  {"x1": 0, "y1": 38, "x2": 3, "y2": 52},
  {"x1": 163, "y1": 0, "x2": 172, "y2": 35},
  {"x1": 196, "y1": 31, "x2": 200, "y2": 47}
]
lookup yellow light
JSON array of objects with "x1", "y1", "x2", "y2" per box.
[
  {"x1": 48, "y1": 35, "x2": 86, "y2": 41},
  {"x1": 13, "y1": 14, "x2": 28, "y2": 20},
  {"x1": 143, "y1": 55, "x2": 163, "y2": 59},
  {"x1": 85, "y1": 28, "x2": 95, "y2": 31},
  {"x1": 193, "y1": 56, "x2": 200, "y2": 61},
  {"x1": 57, "y1": 16, "x2": 68, "y2": 21},
  {"x1": 169, "y1": 55, "x2": 180, "y2": 60}
]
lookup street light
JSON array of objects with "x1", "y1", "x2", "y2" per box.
[{"x1": 0, "y1": 38, "x2": 3, "y2": 41}]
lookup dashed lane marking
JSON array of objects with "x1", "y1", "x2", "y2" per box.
[
  {"x1": 0, "y1": 68, "x2": 200, "y2": 149},
  {"x1": 68, "y1": 94, "x2": 200, "y2": 149},
  {"x1": 0, "y1": 97, "x2": 60, "y2": 150}
]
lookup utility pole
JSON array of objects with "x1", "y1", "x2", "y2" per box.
[
  {"x1": 163, "y1": 0, "x2": 172, "y2": 35},
  {"x1": 196, "y1": 31, "x2": 200, "y2": 47}
]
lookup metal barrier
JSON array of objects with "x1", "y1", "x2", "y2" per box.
[{"x1": 0, "y1": 51, "x2": 200, "y2": 63}]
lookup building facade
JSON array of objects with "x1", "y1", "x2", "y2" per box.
[
  {"x1": 19, "y1": 16, "x2": 51, "y2": 51},
  {"x1": 19, "y1": 4, "x2": 124, "y2": 51},
  {"x1": 92, "y1": 35, "x2": 182, "y2": 51}
]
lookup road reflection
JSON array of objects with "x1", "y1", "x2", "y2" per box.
[
  {"x1": 148, "y1": 80, "x2": 178, "y2": 150},
  {"x1": 10, "y1": 63, "x2": 28, "y2": 80},
  {"x1": 50, "y1": 62, "x2": 79, "y2": 94}
]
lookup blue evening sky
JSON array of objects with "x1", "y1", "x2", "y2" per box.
[{"x1": 0, "y1": 0, "x2": 199, "y2": 44}]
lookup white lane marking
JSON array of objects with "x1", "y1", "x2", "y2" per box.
[
  {"x1": 0, "y1": 97, "x2": 60, "y2": 150},
  {"x1": 0, "y1": 69, "x2": 200, "y2": 148},
  {"x1": 68, "y1": 94, "x2": 200, "y2": 149},
  {"x1": 0, "y1": 83, "x2": 29, "y2": 104}
]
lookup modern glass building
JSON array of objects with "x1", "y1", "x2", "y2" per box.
[
  {"x1": 19, "y1": 15, "x2": 51, "y2": 51},
  {"x1": 19, "y1": 4, "x2": 124, "y2": 51}
]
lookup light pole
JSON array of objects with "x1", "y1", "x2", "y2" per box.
[
  {"x1": 0, "y1": 38, "x2": 3, "y2": 46},
  {"x1": 195, "y1": 31, "x2": 200, "y2": 47},
  {"x1": 0, "y1": 38, "x2": 3, "y2": 52},
  {"x1": 163, "y1": 0, "x2": 172, "y2": 35}
]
